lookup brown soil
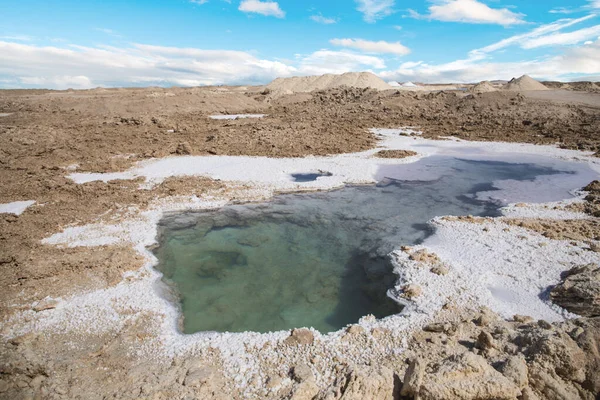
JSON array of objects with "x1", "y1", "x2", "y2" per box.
[
  {"x1": 0, "y1": 176, "x2": 225, "y2": 317},
  {"x1": 572, "y1": 180, "x2": 600, "y2": 216},
  {"x1": 375, "y1": 149, "x2": 418, "y2": 158},
  {"x1": 502, "y1": 219, "x2": 600, "y2": 241}
]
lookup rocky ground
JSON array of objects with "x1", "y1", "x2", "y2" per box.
[{"x1": 1, "y1": 85, "x2": 600, "y2": 399}]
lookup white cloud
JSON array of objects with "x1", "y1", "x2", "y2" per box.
[
  {"x1": 95, "y1": 28, "x2": 122, "y2": 38},
  {"x1": 399, "y1": 61, "x2": 423, "y2": 69},
  {"x1": 355, "y1": 0, "x2": 395, "y2": 23},
  {"x1": 0, "y1": 35, "x2": 34, "y2": 41},
  {"x1": 0, "y1": 41, "x2": 296, "y2": 89},
  {"x1": 330, "y1": 38, "x2": 410, "y2": 55},
  {"x1": 310, "y1": 14, "x2": 338, "y2": 24},
  {"x1": 378, "y1": 41, "x2": 600, "y2": 83},
  {"x1": 19, "y1": 75, "x2": 94, "y2": 89},
  {"x1": 471, "y1": 14, "x2": 597, "y2": 55},
  {"x1": 550, "y1": 7, "x2": 576, "y2": 14},
  {"x1": 378, "y1": 15, "x2": 600, "y2": 84},
  {"x1": 521, "y1": 25, "x2": 600, "y2": 48},
  {"x1": 590, "y1": 1, "x2": 600, "y2": 8},
  {"x1": 423, "y1": 0, "x2": 525, "y2": 26},
  {"x1": 238, "y1": 0, "x2": 285, "y2": 18},
  {"x1": 190, "y1": 0, "x2": 209, "y2": 4},
  {"x1": 298, "y1": 50, "x2": 386, "y2": 75},
  {"x1": 0, "y1": 41, "x2": 389, "y2": 89}
]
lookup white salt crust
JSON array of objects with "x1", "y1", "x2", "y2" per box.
[
  {"x1": 209, "y1": 114, "x2": 266, "y2": 120},
  {"x1": 4, "y1": 134, "x2": 600, "y2": 391},
  {"x1": 0, "y1": 200, "x2": 35, "y2": 215}
]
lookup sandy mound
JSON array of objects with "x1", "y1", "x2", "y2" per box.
[
  {"x1": 503, "y1": 75, "x2": 549, "y2": 91},
  {"x1": 266, "y1": 72, "x2": 392, "y2": 93},
  {"x1": 470, "y1": 81, "x2": 498, "y2": 94}
]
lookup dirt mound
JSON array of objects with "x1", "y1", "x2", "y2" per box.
[
  {"x1": 470, "y1": 81, "x2": 498, "y2": 94},
  {"x1": 266, "y1": 72, "x2": 392, "y2": 93},
  {"x1": 503, "y1": 75, "x2": 549, "y2": 91}
]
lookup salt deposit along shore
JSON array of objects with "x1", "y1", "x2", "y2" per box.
[{"x1": 3, "y1": 133, "x2": 600, "y2": 399}]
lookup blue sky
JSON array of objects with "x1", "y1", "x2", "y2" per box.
[{"x1": 1, "y1": 0, "x2": 599, "y2": 88}]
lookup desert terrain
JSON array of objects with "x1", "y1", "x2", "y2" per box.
[{"x1": 1, "y1": 72, "x2": 600, "y2": 400}]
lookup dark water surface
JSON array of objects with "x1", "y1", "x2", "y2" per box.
[{"x1": 153, "y1": 156, "x2": 570, "y2": 334}]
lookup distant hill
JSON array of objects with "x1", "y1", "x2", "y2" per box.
[{"x1": 266, "y1": 72, "x2": 393, "y2": 93}]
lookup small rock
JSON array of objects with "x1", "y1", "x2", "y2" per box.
[
  {"x1": 550, "y1": 264, "x2": 600, "y2": 317},
  {"x1": 32, "y1": 299, "x2": 58, "y2": 312},
  {"x1": 29, "y1": 375, "x2": 45, "y2": 390},
  {"x1": 513, "y1": 314, "x2": 534, "y2": 324},
  {"x1": 284, "y1": 328, "x2": 314, "y2": 346},
  {"x1": 423, "y1": 323, "x2": 456, "y2": 335},
  {"x1": 10, "y1": 333, "x2": 35, "y2": 346},
  {"x1": 184, "y1": 366, "x2": 214, "y2": 388},
  {"x1": 54, "y1": 386, "x2": 67, "y2": 395},
  {"x1": 0, "y1": 380, "x2": 8, "y2": 392},
  {"x1": 292, "y1": 363, "x2": 313, "y2": 383},
  {"x1": 431, "y1": 264, "x2": 449, "y2": 276},
  {"x1": 346, "y1": 325, "x2": 365, "y2": 336},
  {"x1": 500, "y1": 355, "x2": 528, "y2": 389},
  {"x1": 16, "y1": 379, "x2": 29, "y2": 389},
  {"x1": 371, "y1": 327, "x2": 390, "y2": 339},
  {"x1": 475, "y1": 313, "x2": 493, "y2": 327},
  {"x1": 537, "y1": 320, "x2": 553, "y2": 330},
  {"x1": 402, "y1": 284, "x2": 422, "y2": 299},
  {"x1": 520, "y1": 387, "x2": 540, "y2": 400},
  {"x1": 175, "y1": 142, "x2": 193, "y2": 155},
  {"x1": 290, "y1": 379, "x2": 319, "y2": 400},
  {"x1": 265, "y1": 375, "x2": 283, "y2": 389},
  {"x1": 476, "y1": 331, "x2": 496, "y2": 350},
  {"x1": 401, "y1": 359, "x2": 423, "y2": 397},
  {"x1": 569, "y1": 326, "x2": 584, "y2": 339},
  {"x1": 410, "y1": 249, "x2": 441, "y2": 264}
]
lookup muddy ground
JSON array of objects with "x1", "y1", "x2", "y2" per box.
[{"x1": 1, "y1": 85, "x2": 600, "y2": 399}]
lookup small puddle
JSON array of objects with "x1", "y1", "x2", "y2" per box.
[
  {"x1": 152, "y1": 156, "x2": 581, "y2": 334},
  {"x1": 0, "y1": 113, "x2": 13, "y2": 117}
]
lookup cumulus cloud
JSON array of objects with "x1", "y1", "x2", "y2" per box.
[
  {"x1": 355, "y1": 0, "x2": 395, "y2": 23},
  {"x1": 310, "y1": 14, "x2": 338, "y2": 24},
  {"x1": 413, "y1": 0, "x2": 525, "y2": 26},
  {"x1": 238, "y1": 0, "x2": 285, "y2": 18},
  {"x1": 330, "y1": 38, "x2": 410, "y2": 55}
]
